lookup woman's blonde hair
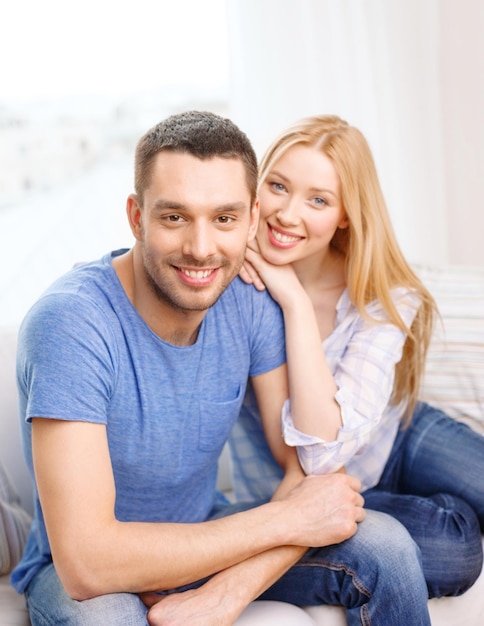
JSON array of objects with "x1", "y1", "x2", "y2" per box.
[{"x1": 259, "y1": 115, "x2": 437, "y2": 422}]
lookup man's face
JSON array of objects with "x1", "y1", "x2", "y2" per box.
[{"x1": 130, "y1": 151, "x2": 258, "y2": 313}]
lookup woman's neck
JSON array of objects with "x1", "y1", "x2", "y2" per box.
[
  {"x1": 293, "y1": 248, "x2": 346, "y2": 293},
  {"x1": 292, "y1": 249, "x2": 347, "y2": 341}
]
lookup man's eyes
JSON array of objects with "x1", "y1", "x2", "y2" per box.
[
  {"x1": 162, "y1": 214, "x2": 234, "y2": 224},
  {"x1": 216, "y1": 215, "x2": 234, "y2": 224}
]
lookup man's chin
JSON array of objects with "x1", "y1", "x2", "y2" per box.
[
  {"x1": 172, "y1": 291, "x2": 226, "y2": 312},
  {"x1": 154, "y1": 283, "x2": 229, "y2": 313}
]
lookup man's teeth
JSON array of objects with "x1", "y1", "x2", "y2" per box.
[
  {"x1": 181, "y1": 268, "x2": 213, "y2": 279},
  {"x1": 271, "y1": 228, "x2": 300, "y2": 244}
]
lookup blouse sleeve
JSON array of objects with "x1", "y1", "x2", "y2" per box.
[{"x1": 282, "y1": 288, "x2": 421, "y2": 475}]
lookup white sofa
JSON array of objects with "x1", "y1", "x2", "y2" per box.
[{"x1": 1, "y1": 263, "x2": 483, "y2": 625}]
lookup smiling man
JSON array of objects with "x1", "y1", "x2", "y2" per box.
[
  {"x1": 123, "y1": 151, "x2": 254, "y2": 334},
  {"x1": 10, "y1": 111, "x2": 416, "y2": 626}
]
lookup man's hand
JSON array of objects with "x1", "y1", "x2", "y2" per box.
[
  {"x1": 279, "y1": 472, "x2": 365, "y2": 547},
  {"x1": 140, "y1": 583, "x2": 238, "y2": 626}
]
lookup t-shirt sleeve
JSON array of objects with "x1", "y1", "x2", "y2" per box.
[
  {"x1": 243, "y1": 283, "x2": 286, "y2": 378},
  {"x1": 17, "y1": 293, "x2": 117, "y2": 425}
]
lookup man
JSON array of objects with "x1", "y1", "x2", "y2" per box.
[{"x1": 11, "y1": 111, "x2": 428, "y2": 625}]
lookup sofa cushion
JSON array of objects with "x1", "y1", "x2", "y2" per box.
[
  {"x1": 0, "y1": 326, "x2": 33, "y2": 515},
  {"x1": 0, "y1": 574, "x2": 30, "y2": 625},
  {"x1": 0, "y1": 462, "x2": 31, "y2": 576},
  {"x1": 415, "y1": 264, "x2": 484, "y2": 434},
  {"x1": 0, "y1": 326, "x2": 32, "y2": 576}
]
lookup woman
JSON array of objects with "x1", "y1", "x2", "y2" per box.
[{"x1": 231, "y1": 114, "x2": 484, "y2": 598}]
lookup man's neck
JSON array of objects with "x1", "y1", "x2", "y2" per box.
[
  {"x1": 159, "y1": 322, "x2": 202, "y2": 347},
  {"x1": 112, "y1": 250, "x2": 205, "y2": 347}
]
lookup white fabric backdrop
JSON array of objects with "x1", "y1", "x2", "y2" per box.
[{"x1": 226, "y1": 0, "x2": 483, "y2": 267}]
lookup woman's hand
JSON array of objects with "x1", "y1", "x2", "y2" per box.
[
  {"x1": 242, "y1": 242, "x2": 304, "y2": 310},
  {"x1": 239, "y1": 241, "x2": 267, "y2": 292}
]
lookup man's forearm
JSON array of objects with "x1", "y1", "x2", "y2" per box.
[
  {"x1": 58, "y1": 500, "x2": 302, "y2": 601},
  {"x1": 143, "y1": 544, "x2": 309, "y2": 626},
  {"x1": 206, "y1": 544, "x2": 308, "y2": 623},
  {"x1": 206, "y1": 465, "x2": 310, "y2": 618}
]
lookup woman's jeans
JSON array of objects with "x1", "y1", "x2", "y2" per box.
[
  {"x1": 24, "y1": 404, "x2": 483, "y2": 625},
  {"x1": 363, "y1": 402, "x2": 484, "y2": 598}
]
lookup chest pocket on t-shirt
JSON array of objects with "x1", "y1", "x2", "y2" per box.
[{"x1": 198, "y1": 385, "x2": 244, "y2": 453}]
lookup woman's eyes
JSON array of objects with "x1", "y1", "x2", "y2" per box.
[
  {"x1": 268, "y1": 181, "x2": 328, "y2": 208},
  {"x1": 270, "y1": 182, "x2": 286, "y2": 192},
  {"x1": 312, "y1": 197, "x2": 327, "y2": 207}
]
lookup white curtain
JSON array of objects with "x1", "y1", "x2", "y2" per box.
[{"x1": 226, "y1": 0, "x2": 484, "y2": 266}]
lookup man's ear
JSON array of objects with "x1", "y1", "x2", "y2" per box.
[
  {"x1": 126, "y1": 194, "x2": 143, "y2": 240},
  {"x1": 248, "y1": 198, "x2": 260, "y2": 242}
]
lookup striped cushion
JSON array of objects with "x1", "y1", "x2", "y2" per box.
[{"x1": 414, "y1": 264, "x2": 484, "y2": 434}]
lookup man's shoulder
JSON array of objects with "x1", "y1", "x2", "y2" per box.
[
  {"x1": 222, "y1": 276, "x2": 280, "y2": 309},
  {"x1": 215, "y1": 277, "x2": 284, "y2": 342},
  {"x1": 21, "y1": 254, "x2": 119, "y2": 339},
  {"x1": 214, "y1": 277, "x2": 282, "y2": 331}
]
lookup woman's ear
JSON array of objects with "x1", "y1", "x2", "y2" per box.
[
  {"x1": 338, "y1": 214, "x2": 350, "y2": 230},
  {"x1": 126, "y1": 194, "x2": 143, "y2": 240}
]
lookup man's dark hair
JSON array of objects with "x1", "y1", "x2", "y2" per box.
[{"x1": 134, "y1": 110, "x2": 258, "y2": 204}]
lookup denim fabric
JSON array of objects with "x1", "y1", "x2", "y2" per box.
[
  {"x1": 25, "y1": 563, "x2": 148, "y2": 625},
  {"x1": 260, "y1": 509, "x2": 431, "y2": 625},
  {"x1": 25, "y1": 510, "x2": 430, "y2": 626},
  {"x1": 363, "y1": 402, "x2": 484, "y2": 597}
]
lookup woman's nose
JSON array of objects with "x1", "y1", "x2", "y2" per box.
[{"x1": 277, "y1": 199, "x2": 300, "y2": 226}]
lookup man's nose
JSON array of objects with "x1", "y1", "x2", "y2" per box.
[{"x1": 182, "y1": 222, "x2": 217, "y2": 260}]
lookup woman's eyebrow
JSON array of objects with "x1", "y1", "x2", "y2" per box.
[{"x1": 308, "y1": 186, "x2": 339, "y2": 198}]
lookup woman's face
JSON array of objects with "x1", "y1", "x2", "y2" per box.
[{"x1": 257, "y1": 144, "x2": 348, "y2": 267}]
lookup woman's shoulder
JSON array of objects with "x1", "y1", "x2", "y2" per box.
[
  {"x1": 365, "y1": 286, "x2": 421, "y2": 326},
  {"x1": 337, "y1": 286, "x2": 420, "y2": 324}
]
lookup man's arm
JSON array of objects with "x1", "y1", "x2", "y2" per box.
[
  {"x1": 142, "y1": 366, "x2": 364, "y2": 625},
  {"x1": 32, "y1": 415, "x2": 362, "y2": 603},
  {"x1": 143, "y1": 473, "x2": 361, "y2": 626}
]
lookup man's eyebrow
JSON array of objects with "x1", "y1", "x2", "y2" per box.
[
  {"x1": 153, "y1": 199, "x2": 185, "y2": 211},
  {"x1": 153, "y1": 199, "x2": 248, "y2": 212},
  {"x1": 213, "y1": 201, "x2": 248, "y2": 212}
]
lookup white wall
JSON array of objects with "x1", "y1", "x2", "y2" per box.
[{"x1": 226, "y1": 0, "x2": 484, "y2": 266}]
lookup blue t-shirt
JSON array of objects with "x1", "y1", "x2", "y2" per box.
[{"x1": 11, "y1": 251, "x2": 285, "y2": 593}]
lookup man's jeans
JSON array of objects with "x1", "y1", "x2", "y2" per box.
[
  {"x1": 24, "y1": 404, "x2": 483, "y2": 625},
  {"x1": 25, "y1": 509, "x2": 431, "y2": 626}
]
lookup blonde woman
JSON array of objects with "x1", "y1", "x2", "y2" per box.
[{"x1": 232, "y1": 114, "x2": 484, "y2": 601}]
